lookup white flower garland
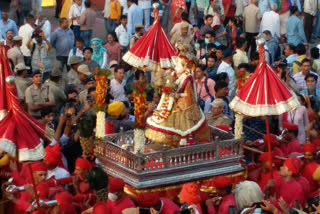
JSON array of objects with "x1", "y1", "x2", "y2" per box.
[
  {"x1": 95, "y1": 111, "x2": 105, "y2": 139},
  {"x1": 234, "y1": 114, "x2": 244, "y2": 139},
  {"x1": 134, "y1": 128, "x2": 145, "y2": 154}
]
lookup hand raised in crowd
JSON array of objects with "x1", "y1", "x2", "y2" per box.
[
  {"x1": 261, "y1": 200, "x2": 280, "y2": 214},
  {"x1": 206, "y1": 197, "x2": 222, "y2": 207},
  {"x1": 278, "y1": 197, "x2": 289, "y2": 214},
  {"x1": 313, "y1": 203, "x2": 320, "y2": 214},
  {"x1": 266, "y1": 179, "x2": 275, "y2": 188}
]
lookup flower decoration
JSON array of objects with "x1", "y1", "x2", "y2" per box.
[
  {"x1": 131, "y1": 81, "x2": 151, "y2": 128},
  {"x1": 93, "y1": 69, "x2": 111, "y2": 112},
  {"x1": 236, "y1": 70, "x2": 247, "y2": 91}
]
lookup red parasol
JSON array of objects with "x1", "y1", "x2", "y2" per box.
[
  {"x1": 229, "y1": 37, "x2": 300, "y2": 178},
  {"x1": 122, "y1": 5, "x2": 177, "y2": 72},
  {"x1": 0, "y1": 46, "x2": 51, "y2": 162}
]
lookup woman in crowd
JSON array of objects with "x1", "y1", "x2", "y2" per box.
[
  {"x1": 90, "y1": 38, "x2": 108, "y2": 69},
  {"x1": 104, "y1": 33, "x2": 121, "y2": 64}
]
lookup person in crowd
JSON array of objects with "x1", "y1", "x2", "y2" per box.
[
  {"x1": 127, "y1": 0, "x2": 143, "y2": 36},
  {"x1": 286, "y1": 6, "x2": 307, "y2": 46},
  {"x1": 226, "y1": 18, "x2": 243, "y2": 50},
  {"x1": 300, "y1": 73, "x2": 320, "y2": 108},
  {"x1": 292, "y1": 44, "x2": 309, "y2": 75},
  {"x1": 79, "y1": 0, "x2": 96, "y2": 48},
  {"x1": 217, "y1": 48, "x2": 235, "y2": 97},
  {"x1": 18, "y1": 14, "x2": 34, "y2": 69},
  {"x1": 104, "y1": 33, "x2": 121, "y2": 64},
  {"x1": 76, "y1": 64, "x2": 91, "y2": 88},
  {"x1": 259, "y1": 4, "x2": 280, "y2": 38},
  {"x1": 200, "y1": 15, "x2": 214, "y2": 38},
  {"x1": 195, "y1": 65, "x2": 216, "y2": 113},
  {"x1": 282, "y1": 44, "x2": 296, "y2": 74},
  {"x1": 68, "y1": 55, "x2": 84, "y2": 86},
  {"x1": 0, "y1": 11, "x2": 18, "y2": 40},
  {"x1": 79, "y1": 76, "x2": 96, "y2": 105},
  {"x1": 279, "y1": 122, "x2": 303, "y2": 156},
  {"x1": 206, "y1": 176, "x2": 236, "y2": 214},
  {"x1": 82, "y1": 47, "x2": 100, "y2": 72},
  {"x1": 25, "y1": 70, "x2": 55, "y2": 119},
  {"x1": 264, "y1": 30, "x2": 279, "y2": 64},
  {"x1": 243, "y1": 0, "x2": 261, "y2": 57},
  {"x1": 304, "y1": 0, "x2": 317, "y2": 42},
  {"x1": 129, "y1": 24, "x2": 144, "y2": 48},
  {"x1": 170, "y1": 12, "x2": 193, "y2": 38},
  {"x1": 14, "y1": 62, "x2": 31, "y2": 96},
  {"x1": 68, "y1": 37, "x2": 85, "y2": 65},
  {"x1": 16, "y1": 0, "x2": 32, "y2": 26},
  {"x1": 294, "y1": 58, "x2": 320, "y2": 91},
  {"x1": 170, "y1": 22, "x2": 194, "y2": 48},
  {"x1": 233, "y1": 37, "x2": 248, "y2": 70},
  {"x1": 266, "y1": 157, "x2": 304, "y2": 207},
  {"x1": 35, "y1": 13, "x2": 52, "y2": 41},
  {"x1": 27, "y1": 30, "x2": 52, "y2": 80},
  {"x1": 115, "y1": 15, "x2": 130, "y2": 55},
  {"x1": 68, "y1": 0, "x2": 83, "y2": 40},
  {"x1": 106, "y1": 101, "x2": 134, "y2": 132},
  {"x1": 7, "y1": 36, "x2": 24, "y2": 68},
  {"x1": 138, "y1": 0, "x2": 151, "y2": 30},
  {"x1": 110, "y1": 67, "x2": 127, "y2": 102},
  {"x1": 3, "y1": 30, "x2": 14, "y2": 48},
  {"x1": 205, "y1": 98, "x2": 230, "y2": 126},
  {"x1": 311, "y1": 47, "x2": 320, "y2": 73},
  {"x1": 178, "y1": 183, "x2": 202, "y2": 213},
  {"x1": 90, "y1": 38, "x2": 108, "y2": 69},
  {"x1": 214, "y1": 81, "x2": 233, "y2": 118},
  {"x1": 205, "y1": 54, "x2": 218, "y2": 79},
  {"x1": 51, "y1": 18, "x2": 74, "y2": 69}
]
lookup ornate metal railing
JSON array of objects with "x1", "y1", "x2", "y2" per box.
[{"x1": 94, "y1": 126, "x2": 243, "y2": 188}]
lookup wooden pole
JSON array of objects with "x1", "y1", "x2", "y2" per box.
[{"x1": 265, "y1": 116, "x2": 273, "y2": 178}]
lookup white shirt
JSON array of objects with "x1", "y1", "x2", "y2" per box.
[
  {"x1": 304, "y1": 0, "x2": 317, "y2": 16},
  {"x1": 110, "y1": 78, "x2": 127, "y2": 101},
  {"x1": 35, "y1": 19, "x2": 52, "y2": 41},
  {"x1": 46, "y1": 166, "x2": 71, "y2": 180},
  {"x1": 170, "y1": 22, "x2": 193, "y2": 37},
  {"x1": 217, "y1": 61, "x2": 236, "y2": 95},
  {"x1": 103, "y1": 0, "x2": 111, "y2": 18},
  {"x1": 67, "y1": 48, "x2": 84, "y2": 65},
  {"x1": 260, "y1": 11, "x2": 280, "y2": 38},
  {"x1": 119, "y1": 0, "x2": 128, "y2": 15},
  {"x1": 18, "y1": 23, "x2": 34, "y2": 57},
  {"x1": 69, "y1": 4, "x2": 84, "y2": 26},
  {"x1": 115, "y1": 24, "x2": 130, "y2": 47}
]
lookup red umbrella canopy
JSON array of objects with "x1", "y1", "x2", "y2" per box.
[
  {"x1": 122, "y1": 10, "x2": 177, "y2": 72},
  {"x1": 0, "y1": 46, "x2": 49, "y2": 162},
  {"x1": 229, "y1": 46, "x2": 300, "y2": 116}
]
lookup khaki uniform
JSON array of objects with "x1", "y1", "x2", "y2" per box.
[
  {"x1": 25, "y1": 84, "x2": 54, "y2": 118},
  {"x1": 170, "y1": 32, "x2": 194, "y2": 49},
  {"x1": 15, "y1": 76, "x2": 31, "y2": 95},
  {"x1": 7, "y1": 46, "x2": 24, "y2": 67},
  {"x1": 79, "y1": 89, "x2": 88, "y2": 105},
  {"x1": 45, "y1": 80, "x2": 67, "y2": 114},
  {"x1": 205, "y1": 113, "x2": 230, "y2": 127}
]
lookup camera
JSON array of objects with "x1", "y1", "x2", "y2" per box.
[{"x1": 175, "y1": 203, "x2": 191, "y2": 214}]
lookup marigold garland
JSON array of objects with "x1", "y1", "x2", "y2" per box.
[
  {"x1": 132, "y1": 81, "x2": 150, "y2": 128},
  {"x1": 93, "y1": 69, "x2": 111, "y2": 112},
  {"x1": 236, "y1": 70, "x2": 247, "y2": 91}
]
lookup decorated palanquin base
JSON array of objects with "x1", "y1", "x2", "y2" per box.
[{"x1": 94, "y1": 126, "x2": 246, "y2": 201}]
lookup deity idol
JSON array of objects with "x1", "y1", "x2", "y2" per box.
[{"x1": 145, "y1": 55, "x2": 210, "y2": 148}]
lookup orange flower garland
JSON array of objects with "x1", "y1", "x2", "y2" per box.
[
  {"x1": 93, "y1": 69, "x2": 111, "y2": 111},
  {"x1": 132, "y1": 81, "x2": 150, "y2": 128}
]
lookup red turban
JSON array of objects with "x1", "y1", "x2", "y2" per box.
[
  {"x1": 44, "y1": 145, "x2": 62, "y2": 166},
  {"x1": 56, "y1": 192, "x2": 76, "y2": 214},
  {"x1": 304, "y1": 144, "x2": 316, "y2": 154},
  {"x1": 137, "y1": 192, "x2": 160, "y2": 208},
  {"x1": 284, "y1": 157, "x2": 301, "y2": 175},
  {"x1": 36, "y1": 182, "x2": 49, "y2": 198},
  {"x1": 215, "y1": 125, "x2": 231, "y2": 132},
  {"x1": 263, "y1": 134, "x2": 278, "y2": 147},
  {"x1": 180, "y1": 183, "x2": 201, "y2": 205},
  {"x1": 75, "y1": 158, "x2": 91, "y2": 170},
  {"x1": 258, "y1": 152, "x2": 273, "y2": 162},
  {"x1": 109, "y1": 177, "x2": 125, "y2": 192},
  {"x1": 283, "y1": 122, "x2": 298, "y2": 131},
  {"x1": 31, "y1": 161, "x2": 48, "y2": 172},
  {"x1": 212, "y1": 176, "x2": 232, "y2": 189}
]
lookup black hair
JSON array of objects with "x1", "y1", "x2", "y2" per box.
[
  {"x1": 236, "y1": 37, "x2": 246, "y2": 49},
  {"x1": 214, "y1": 73, "x2": 229, "y2": 82},
  {"x1": 207, "y1": 43, "x2": 216, "y2": 50},
  {"x1": 205, "y1": 31, "x2": 215, "y2": 38},
  {"x1": 135, "y1": 69, "x2": 145, "y2": 80},
  {"x1": 115, "y1": 67, "x2": 124, "y2": 73},
  {"x1": 76, "y1": 37, "x2": 84, "y2": 43},
  {"x1": 305, "y1": 73, "x2": 318, "y2": 82},
  {"x1": 250, "y1": 51, "x2": 259, "y2": 61},
  {"x1": 214, "y1": 81, "x2": 228, "y2": 92},
  {"x1": 196, "y1": 64, "x2": 207, "y2": 72},
  {"x1": 84, "y1": 0, "x2": 91, "y2": 7},
  {"x1": 88, "y1": 86, "x2": 96, "y2": 94},
  {"x1": 59, "y1": 17, "x2": 68, "y2": 25},
  {"x1": 49, "y1": 75, "x2": 60, "y2": 82},
  {"x1": 295, "y1": 43, "x2": 306, "y2": 55},
  {"x1": 181, "y1": 12, "x2": 189, "y2": 21},
  {"x1": 216, "y1": 45, "x2": 226, "y2": 51},
  {"x1": 84, "y1": 47, "x2": 93, "y2": 53},
  {"x1": 86, "y1": 167, "x2": 109, "y2": 191},
  {"x1": 16, "y1": 69, "x2": 26, "y2": 76},
  {"x1": 26, "y1": 14, "x2": 34, "y2": 22},
  {"x1": 310, "y1": 47, "x2": 320, "y2": 59},
  {"x1": 107, "y1": 32, "x2": 118, "y2": 42},
  {"x1": 120, "y1": 15, "x2": 127, "y2": 20},
  {"x1": 207, "y1": 53, "x2": 217, "y2": 61},
  {"x1": 205, "y1": 15, "x2": 213, "y2": 20},
  {"x1": 301, "y1": 58, "x2": 311, "y2": 65},
  {"x1": 40, "y1": 108, "x2": 53, "y2": 118},
  {"x1": 238, "y1": 63, "x2": 250, "y2": 71},
  {"x1": 263, "y1": 30, "x2": 272, "y2": 36},
  {"x1": 290, "y1": 6, "x2": 298, "y2": 15},
  {"x1": 286, "y1": 44, "x2": 296, "y2": 53}
]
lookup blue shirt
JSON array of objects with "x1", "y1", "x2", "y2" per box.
[
  {"x1": 0, "y1": 19, "x2": 18, "y2": 40},
  {"x1": 286, "y1": 16, "x2": 307, "y2": 46},
  {"x1": 127, "y1": 4, "x2": 143, "y2": 36},
  {"x1": 51, "y1": 28, "x2": 74, "y2": 57},
  {"x1": 259, "y1": 0, "x2": 270, "y2": 15}
]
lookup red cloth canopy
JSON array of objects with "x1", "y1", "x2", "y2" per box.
[
  {"x1": 229, "y1": 46, "x2": 300, "y2": 116},
  {"x1": 122, "y1": 10, "x2": 177, "y2": 72},
  {"x1": 0, "y1": 46, "x2": 49, "y2": 162}
]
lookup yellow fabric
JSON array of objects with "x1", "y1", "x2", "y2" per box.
[
  {"x1": 110, "y1": 0, "x2": 121, "y2": 20},
  {"x1": 0, "y1": 155, "x2": 9, "y2": 167},
  {"x1": 107, "y1": 102, "x2": 125, "y2": 117},
  {"x1": 60, "y1": 0, "x2": 73, "y2": 26},
  {"x1": 313, "y1": 166, "x2": 320, "y2": 181}
]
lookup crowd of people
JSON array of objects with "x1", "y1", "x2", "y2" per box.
[{"x1": 1, "y1": 0, "x2": 320, "y2": 213}]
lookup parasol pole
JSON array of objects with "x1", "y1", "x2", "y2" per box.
[
  {"x1": 28, "y1": 163, "x2": 42, "y2": 214},
  {"x1": 265, "y1": 116, "x2": 273, "y2": 179}
]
